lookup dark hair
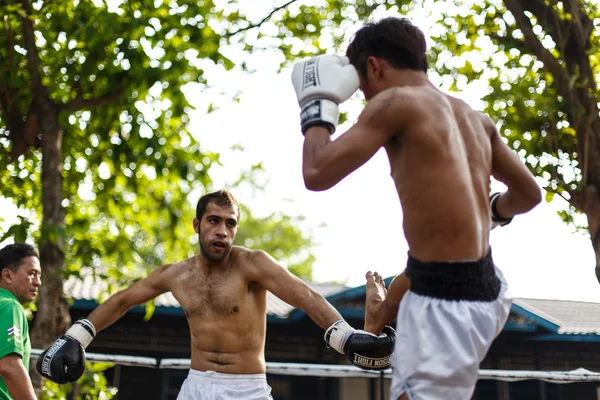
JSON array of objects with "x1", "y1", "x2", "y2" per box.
[
  {"x1": 0, "y1": 243, "x2": 39, "y2": 273},
  {"x1": 346, "y1": 17, "x2": 428, "y2": 76},
  {"x1": 196, "y1": 190, "x2": 240, "y2": 220}
]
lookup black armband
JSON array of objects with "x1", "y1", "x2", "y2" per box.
[{"x1": 490, "y1": 192, "x2": 513, "y2": 226}]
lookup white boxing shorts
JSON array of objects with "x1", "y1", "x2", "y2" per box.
[
  {"x1": 390, "y1": 249, "x2": 512, "y2": 400},
  {"x1": 177, "y1": 369, "x2": 273, "y2": 400}
]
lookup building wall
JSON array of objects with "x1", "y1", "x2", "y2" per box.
[
  {"x1": 69, "y1": 308, "x2": 600, "y2": 400},
  {"x1": 339, "y1": 378, "x2": 391, "y2": 400}
]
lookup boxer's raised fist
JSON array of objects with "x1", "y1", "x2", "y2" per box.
[{"x1": 291, "y1": 55, "x2": 360, "y2": 134}]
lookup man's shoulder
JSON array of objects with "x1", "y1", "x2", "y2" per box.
[
  {"x1": 381, "y1": 86, "x2": 449, "y2": 116},
  {"x1": 0, "y1": 297, "x2": 21, "y2": 313},
  {"x1": 232, "y1": 246, "x2": 269, "y2": 262},
  {"x1": 0, "y1": 299, "x2": 25, "y2": 328},
  {"x1": 151, "y1": 258, "x2": 193, "y2": 278},
  {"x1": 232, "y1": 247, "x2": 278, "y2": 274},
  {"x1": 398, "y1": 85, "x2": 444, "y2": 100}
]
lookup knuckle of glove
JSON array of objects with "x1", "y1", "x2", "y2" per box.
[
  {"x1": 345, "y1": 331, "x2": 394, "y2": 371},
  {"x1": 292, "y1": 55, "x2": 359, "y2": 105},
  {"x1": 36, "y1": 336, "x2": 86, "y2": 383}
]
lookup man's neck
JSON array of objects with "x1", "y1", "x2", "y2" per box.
[
  {"x1": 387, "y1": 69, "x2": 432, "y2": 89},
  {"x1": 197, "y1": 250, "x2": 234, "y2": 272},
  {"x1": 0, "y1": 286, "x2": 18, "y2": 301}
]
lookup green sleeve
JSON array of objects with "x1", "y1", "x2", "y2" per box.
[{"x1": 0, "y1": 302, "x2": 26, "y2": 360}]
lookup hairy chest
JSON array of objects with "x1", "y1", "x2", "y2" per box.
[{"x1": 175, "y1": 271, "x2": 256, "y2": 319}]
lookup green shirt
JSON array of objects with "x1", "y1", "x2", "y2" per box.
[{"x1": 0, "y1": 289, "x2": 30, "y2": 400}]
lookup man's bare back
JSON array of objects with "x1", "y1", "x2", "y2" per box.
[{"x1": 382, "y1": 86, "x2": 493, "y2": 262}]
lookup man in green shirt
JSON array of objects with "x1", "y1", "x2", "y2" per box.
[{"x1": 0, "y1": 243, "x2": 41, "y2": 400}]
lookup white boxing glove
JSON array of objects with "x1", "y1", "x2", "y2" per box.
[{"x1": 291, "y1": 55, "x2": 360, "y2": 134}]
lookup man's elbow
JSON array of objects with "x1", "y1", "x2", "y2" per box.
[
  {"x1": 303, "y1": 170, "x2": 332, "y2": 192},
  {"x1": 0, "y1": 355, "x2": 20, "y2": 379},
  {"x1": 304, "y1": 179, "x2": 331, "y2": 192},
  {"x1": 524, "y1": 185, "x2": 542, "y2": 211}
]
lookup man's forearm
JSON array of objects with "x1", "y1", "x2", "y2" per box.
[
  {"x1": 87, "y1": 291, "x2": 131, "y2": 332},
  {"x1": 495, "y1": 189, "x2": 541, "y2": 219},
  {"x1": 3, "y1": 363, "x2": 37, "y2": 400},
  {"x1": 302, "y1": 127, "x2": 334, "y2": 190},
  {"x1": 303, "y1": 291, "x2": 344, "y2": 330}
]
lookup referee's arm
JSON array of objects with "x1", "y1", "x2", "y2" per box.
[{"x1": 0, "y1": 353, "x2": 37, "y2": 399}]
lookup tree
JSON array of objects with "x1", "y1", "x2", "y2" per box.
[
  {"x1": 418, "y1": 0, "x2": 599, "y2": 282},
  {"x1": 0, "y1": 0, "x2": 316, "y2": 390},
  {"x1": 223, "y1": 0, "x2": 599, "y2": 281}
]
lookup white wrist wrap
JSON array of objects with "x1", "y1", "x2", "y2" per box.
[
  {"x1": 324, "y1": 320, "x2": 355, "y2": 354},
  {"x1": 300, "y1": 99, "x2": 339, "y2": 134},
  {"x1": 65, "y1": 319, "x2": 96, "y2": 348}
]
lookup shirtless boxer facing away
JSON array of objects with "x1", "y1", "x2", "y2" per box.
[
  {"x1": 291, "y1": 17, "x2": 541, "y2": 400},
  {"x1": 36, "y1": 190, "x2": 395, "y2": 399}
]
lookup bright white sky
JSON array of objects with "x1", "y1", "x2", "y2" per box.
[{"x1": 182, "y1": 1, "x2": 600, "y2": 302}]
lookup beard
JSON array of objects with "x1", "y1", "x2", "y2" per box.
[{"x1": 199, "y1": 237, "x2": 230, "y2": 262}]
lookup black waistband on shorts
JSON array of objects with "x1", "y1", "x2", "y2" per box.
[{"x1": 405, "y1": 250, "x2": 501, "y2": 302}]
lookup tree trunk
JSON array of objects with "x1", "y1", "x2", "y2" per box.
[
  {"x1": 593, "y1": 231, "x2": 600, "y2": 284},
  {"x1": 16, "y1": 0, "x2": 71, "y2": 391},
  {"x1": 581, "y1": 186, "x2": 600, "y2": 284},
  {"x1": 28, "y1": 97, "x2": 71, "y2": 392}
]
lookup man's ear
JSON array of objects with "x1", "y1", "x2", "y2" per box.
[
  {"x1": 367, "y1": 56, "x2": 383, "y2": 80},
  {"x1": 1, "y1": 268, "x2": 12, "y2": 284},
  {"x1": 193, "y1": 218, "x2": 200, "y2": 234}
]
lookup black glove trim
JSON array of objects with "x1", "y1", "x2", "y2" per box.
[
  {"x1": 350, "y1": 353, "x2": 392, "y2": 370},
  {"x1": 39, "y1": 338, "x2": 67, "y2": 378},
  {"x1": 300, "y1": 99, "x2": 337, "y2": 135},
  {"x1": 76, "y1": 318, "x2": 96, "y2": 338},
  {"x1": 490, "y1": 192, "x2": 513, "y2": 226}
]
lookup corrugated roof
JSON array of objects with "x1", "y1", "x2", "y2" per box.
[
  {"x1": 513, "y1": 298, "x2": 600, "y2": 335},
  {"x1": 65, "y1": 275, "x2": 348, "y2": 318},
  {"x1": 266, "y1": 282, "x2": 348, "y2": 318}
]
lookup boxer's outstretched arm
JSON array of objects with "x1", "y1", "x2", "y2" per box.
[
  {"x1": 486, "y1": 114, "x2": 541, "y2": 217},
  {"x1": 248, "y1": 250, "x2": 343, "y2": 330},
  {"x1": 87, "y1": 264, "x2": 173, "y2": 332},
  {"x1": 302, "y1": 88, "x2": 412, "y2": 191}
]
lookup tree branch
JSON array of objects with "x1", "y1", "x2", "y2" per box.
[
  {"x1": 225, "y1": 0, "x2": 299, "y2": 38},
  {"x1": 19, "y1": 0, "x2": 43, "y2": 91},
  {"x1": 7, "y1": 15, "x2": 14, "y2": 68},
  {"x1": 523, "y1": 0, "x2": 566, "y2": 52},
  {"x1": 546, "y1": 163, "x2": 581, "y2": 208},
  {"x1": 504, "y1": 0, "x2": 577, "y2": 106},
  {"x1": 563, "y1": 0, "x2": 594, "y2": 51},
  {"x1": 0, "y1": 20, "x2": 21, "y2": 133},
  {"x1": 60, "y1": 88, "x2": 125, "y2": 111},
  {"x1": 488, "y1": 31, "x2": 536, "y2": 56}
]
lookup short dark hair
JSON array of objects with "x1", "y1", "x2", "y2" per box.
[
  {"x1": 196, "y1": 190, "x2": 240, "y2": 220},
  {"x1": 346, "y1": 17, "x2": 428, "y2": 76},
  {"x1": 0, "y1": 243, "x2": 39, "y2": 273}
]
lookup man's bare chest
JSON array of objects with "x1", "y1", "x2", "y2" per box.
[{"x1": 175, "y1": 272, "x2": 251, "y2": 319}]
